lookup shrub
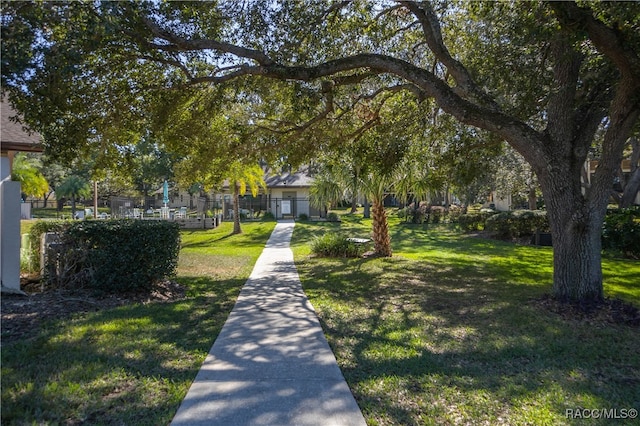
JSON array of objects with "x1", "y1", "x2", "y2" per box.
[
  {"x1": 484, "y1": 212, "x2": 513, "y2": 238},
  {"x1": 448, "y1": 205, "x2": 464, "y2": 223},
  {"x1": 458, "y1": 212, "x2": 492, "y2": 232},
  {"x1": 406, "y1": 202, "x2": 428, "y2": 224},
  {"x1": 311, "y1": 233, "x2": 362, "y2": 257},
  {"x1": 262, "y1": 211, "x2": 275, "y2": 221},
  {"x1": 52, "y1": 220, "x2": 181, "y2": 292},
  {"x1": 326, "y1": 212, "x2": 341, "y2": 222},
  {"x1": 298, "y1": 213, "x2": 309, "y2": 221},
  {"x1": 26, "y1": 220, "x2": 68, "y2": 273},
  {"x1": 485, "y1": 210, "x2": 549, "y2": 239},
  {"x1": 602, "y1": 208, "x2": 640, "y2": 259},
  {"x1": 429, "y1": 205, "x2": 447, "y2": 224}
]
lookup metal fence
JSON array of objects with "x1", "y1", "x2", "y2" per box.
[
  {"x1": 29, "y1": 194, "x2": 323, "y2": 220},
  {"x1": 197, "y1": 196, "x2": 323, "y2": 220}
]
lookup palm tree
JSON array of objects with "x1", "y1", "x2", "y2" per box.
[
  {"x1": 360, "y1": 172, "x2": 393, "y2": 257},
  {"x1": 394, "y1": 158, "x2": 433, "y2": 223},
  {"x1": 11, "y1": 153, "x2": 49, "y2": 200},
  {"x1": 309, "y1": 175, "x2": 344, "y2": 216},
  {"x1": 56, "y1": 175, "x2": 92, "y2": 218},
  {"x1": 226, "y1": 163, "x2": 266, "y2": 234}
]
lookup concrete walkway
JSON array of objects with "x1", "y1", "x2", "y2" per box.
[{"x1": 171, "y1": 220, "x2": 367, "y2": 426}]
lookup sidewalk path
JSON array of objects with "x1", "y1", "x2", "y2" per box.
[{"x1": 171, "y1": 220, "x2": 367, "y2": 426}]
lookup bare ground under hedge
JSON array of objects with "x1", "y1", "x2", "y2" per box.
[
  {"x1": 3, "y1": 274, "x2": 638, "y2": 349},
  {"x1": 1, "y1": 276, "x2": 186, "y2": 345}
]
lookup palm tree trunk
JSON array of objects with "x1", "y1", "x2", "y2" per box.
[
  {"x1": 371, "y1": 199, "x2": 392, "y2": 257},
  {"x1": 232, "y1": 182, "x2": 242, "y2": 234},
  {"x1": 71, "y1": 196, "x2": 77, "y2": 219}
]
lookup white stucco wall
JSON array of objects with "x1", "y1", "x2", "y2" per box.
[
  {"x1": 1, "y1": 155, "x2": 21, "y2": 292},
  {"x1": 268, "y1": 188, "x2": 311, "y2": 218}
]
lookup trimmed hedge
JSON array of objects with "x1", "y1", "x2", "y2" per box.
[
  {"x1": 54, "y1": 220, "x2": 181, "y2": 292},
  {"x1": 602, "y1": 208, "x2": 640, "y2": 259},
  {"x1": 485, "y1": 210, "x2": 550, "y2": 239},
  {"x1": 26, "y1": 220, "x2": 68, "y2": 273},
  {"x1": 458, "y1": 212, "x2": 494, "y2": 232}
]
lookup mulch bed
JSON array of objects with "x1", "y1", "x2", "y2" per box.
[
  {"x1": 533, "y1": 294, "x2": 640, "y2": 327},
  {"x1": 1, "y1": 276, "x2": 186, "y2": 344}
]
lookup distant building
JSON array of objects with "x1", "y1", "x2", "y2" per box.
[{"x1": 152, "y1": 166, "x2": 321, "y2": 219}]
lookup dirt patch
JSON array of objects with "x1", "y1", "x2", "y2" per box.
[
  {"x1": 1, "y1": 276, "x2": 186, "y2": 344},
  {"x1": 533, "y1": 294, "x2": 640, "y2": 327}
]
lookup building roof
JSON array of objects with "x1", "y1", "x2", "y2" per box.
[
  {"x1": 264, "y1": 166, "x2": 314, "y2": 188},
  {"x1": 1, "y1": 97, "x2": 43, "y2": 153}
]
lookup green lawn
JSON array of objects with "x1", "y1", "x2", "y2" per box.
[
  {"x1": 6, "y1": 215, "x2": 639, "y2": 425},
  {"x1": 2, "y1": 221, "x2": 276, "y2": 425},
  {"x1": 291, "y1": 214, "x2": 640, "y2": 425}
]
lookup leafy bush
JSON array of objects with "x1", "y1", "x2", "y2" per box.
[
  {"x1": 428, "y1": 205, "x2": 447, "y2": 224},
  {"x1": 406, "y1": 202, "x2": 428, "y2": 224},
  {"x1": 458, "y1": 212, "x2": 493, "y2": 232},
  {"x1": 52, "y1": 220, "x2": 181, "y2": 292},
  {"x1": 602, "y1": 208, "x2": 640, "y2": 259},
  {"x1": 485, "y1": 210, "x2": 549, "y2": 239},
  {"x1": 262, "y1": 211, "x2": 275, "y2": 221},
  {"x1": 26, "y1": 220, "x2": 68, "y2": 273},
  {"x1": 298, "y1": 213, "x2": 309, "y2": 221},
  {"x1": 447, "y1": 205, "x2": 464, "y2": 223},
  {"x1": 326, "y1": 212, "x2": 341, "y2": 222},
  {"x1": 311, "y1": 233, "x2": 363, "y2": 258}
]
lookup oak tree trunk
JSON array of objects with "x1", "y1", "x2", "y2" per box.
[
  {"x1": 528, "y1": 187, "x2": 537, "y2": 210},
  {"x1": 549, "y1": 211, "x2": 604, "y2": 302},
  {"x1": 619, "y1": 137, "x2": 640, "y2": 208},
  {"x1": 540, "y1": 169, "x2": 606, "y2": 303}
]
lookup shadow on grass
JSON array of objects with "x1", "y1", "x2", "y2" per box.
[
  {"x1": 1, "y1": 276, "x2": 247, "y2": 425},
  {"x1": 296, "y1": 233, "x2": 640, "y2": 424}
]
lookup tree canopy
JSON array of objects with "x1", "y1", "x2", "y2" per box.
[
  {"x1": 10, "y1": 152, "x2": 48, "y2": 199},
  {"x1": 2, "y1": 0, "x2": 639, "y2": 303}
]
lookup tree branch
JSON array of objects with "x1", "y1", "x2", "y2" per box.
[
  {"x1": 399, "y1": 1, "x2": 500, "y2": 111},
  {"x1": 141, "y1": 16, "x2": 275, "y2": 66},
  {"x1": 550, "y1": 1, "x2": 640, "y2": 82},
  {"x1": 136, "y1": 16, "x2": 544, "y2": 164},
  {"x1": 135, "y1": 54, "x2": 193, "y2": 80}
]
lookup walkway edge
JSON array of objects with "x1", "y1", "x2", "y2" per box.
[{"x1": 171, "y1": 220, "x2": 367, "y2": 426}]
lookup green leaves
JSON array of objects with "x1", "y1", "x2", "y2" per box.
[
  {"x1": 55, "y1": 175, "x2": 91, "y2": 200},
  {"x1": 61, "y1": 220, "x2": 181, "y2": 292},
  {"x1": 11, "y1": 153, "x2": 49, "y2": 198}
]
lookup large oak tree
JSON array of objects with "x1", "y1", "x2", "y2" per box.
[{"x1": 2, "y1": 1, "x2": 639, "y2": 303}]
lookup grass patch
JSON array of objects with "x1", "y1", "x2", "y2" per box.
[
  {"x1": 2, "y1": 221, "x2": 275, "y2": 425},
  {"x1": 291, "y1": 216, "x2": 640, "y2": 425}
]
